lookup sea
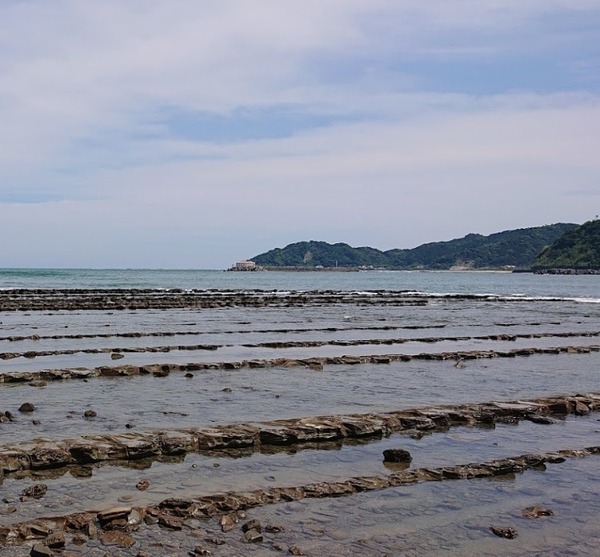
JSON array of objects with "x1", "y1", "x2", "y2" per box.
[
  {"x1": 1, "y1": 267, "x2": 599, "y2": 300},
  {"x1": 1, "y1": 268, "x2": 599, "y2": 556}
]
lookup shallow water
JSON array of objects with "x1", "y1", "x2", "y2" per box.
[
  {"x1": 1, "y1": 274, "x2": 599, "y2": 555},
  {"x1": 1, "y1": 352, "x2": 599, "y2": 447},
  {"x1": 2, "y1": 415, "x2": 598, "y2": 522}
]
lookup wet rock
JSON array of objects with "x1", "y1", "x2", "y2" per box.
[
  {"x1": 19, "y1": 522, "x2": 53, "y2": 539},
  {"x1": 219, "y1": 514, "x2": 237, "y2": 532},
  {"x1": 574, "y1": 401, "x2": 591, "y2": 415},
  {"x1": 20, "y1": 483, "x2": 48, "y2": 500},
  {"x1": 522, "y1": 506, "x2": 554, "y2": 518},
  {"x1": 288, "y1": 546, "x2": 304, "y2": 555},
  {"x1": 30, "y1": 447, "x2": 72, "y2": 470},
  {"x1": 159, "y1": 432, "x2": 198, "y2": 455},
  {"x1": 526, "y1": 414, "x2": 556, "y2": 425},
  {"x1": 83, "y1": 410, "x2": 97, "y2": 419},
  {"x1": 29, "y1": 381, "x2": 48, "y2": 388},
  {"x1": 19, "y1": 402, "x2": 36, "y2": 413},
  {"x1": 489, "y1": 526, "x2": 518, "y2": 539},
  {"x1": 259, "y1": 429, "x2": 298, "y2": 445},
  {"x1": 383, "y1": 448, "x2": 412, "y2": 463},
  {"x1": 157, "y1": 513, "x2": 183, "y2": 530},
  {"x1": 244, "y1": 528, "x2": 263, "y2": 543},
  {"x1": 242, "y1": 519, "x2": 261, "y2": 533},
  {"x1": 204, "y1": 536, "x2": 225, "y2": 545},
  {"x1": 193, "y1": 547, "x2": 212, "y2": 556},
  {"x1": 46, "y1": 531, "x2": 65, "y2": 549},
  {"x1": 97, "y1": 506, "x2": 132, "y2": 526},
  {"x1": 30, "y1": 544, "x2": 53, "y2": 557},
  {"x1": 64, "y1": 513, "x2": 95, "y2": 533},
  {"x1": 110, "y1": 433, "x2": 161, "y2": 459},
  {"x1": 111, "y1": 352, "x2": 125, "y2": 360},
  {"x1": 100, "y1": 530, "x2": 136, "y2": 548},
  {"x1": 69, "y1": 439, "x2": 127, "y2": 463},
  {"x1": 136, "y1": 479, "x2": 150, "y2": 491},
  {"x1": 71, "y1": 534, "x2": 87, "y2": 545},
  {"x1": 265, "y1": 524, "x2": 286, "y2": 533}
]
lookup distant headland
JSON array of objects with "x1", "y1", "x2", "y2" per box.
[{"x1": 229, "y1": 221, "x2": 600, "y2": 273}]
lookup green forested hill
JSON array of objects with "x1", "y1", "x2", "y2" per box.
[
  {"x1": 251, "y1": 223, "x2": 577, "y2": 270},
  {"x1": 532, "y1": 220, "x2": 600, "y2": 269}
]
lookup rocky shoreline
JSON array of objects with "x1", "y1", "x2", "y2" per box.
[
  {"x1": 1, "y1": 287, "x2": 599, "y2": 555},
  {"x1": 2, "y1": 445, "x2": 599, "y2": 555}
]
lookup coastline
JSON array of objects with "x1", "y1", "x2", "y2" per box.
[{"x1": 1, "y1": 283, "x2": 599, "y2": 555}]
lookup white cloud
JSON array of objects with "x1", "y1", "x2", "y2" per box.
[{"x1": 0, "y1": 1, "x2": 599, "y2": 266}]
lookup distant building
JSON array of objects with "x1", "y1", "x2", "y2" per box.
[{"x1": 231, "y1": 260, "x2": 257, "y2": 271}]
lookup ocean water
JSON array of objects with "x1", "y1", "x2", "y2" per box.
[
  {"x1": 0, "y1": 267, "x2": 599, "y2": 300},
  {"x1": 1, "y1": 268, "x2": 599, "y2": 555}
]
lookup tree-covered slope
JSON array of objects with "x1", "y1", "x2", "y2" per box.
[
  {"x1": 251, "y1": 223, "x2": 577, "y2": 269},
  {"x1": 532, "y1": 220, "x2": 600, "y2": 269},
  {"x1": 252, "y1": 241, "x2": 389, "y2": 268}
]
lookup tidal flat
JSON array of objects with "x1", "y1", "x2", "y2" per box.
[{"x1": 1, "y1": 287, "x2": 599, "y2": 556}]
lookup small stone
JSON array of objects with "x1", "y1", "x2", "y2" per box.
[
  {"x1": 265, "y1": 524, "x2": 286, "y2": 534},
  {"x1": 97, "y1": 507, "x2": 132, "y2": 525},
  {"x1": 157, "y1": 513, "x2": 183, "y2": 530},
  {"x1": 204, "y1": 537, "x2": 225, "y2": 545},
  {"x1": 111, "y1": 353, "x2": 125, "y2": 360},
  {"x1": 288, "y1": 546, "x2": 304, "y2": 555},
  {"x1": 100, "y1": 530, "x2": 136, "y2": 548},
  {"x1": 32, "y1": 420, "x2": 41, "y2": 425},
  {"x1": 29, "y1": 381, "x2": 48, "y2": 388},
  {"x1": 527, "y1": 414, "x2": 556, "y2": 425},
  {"x1": 489, "y1": 526, "x2": 518, "y2": 539},
  {"x1": 383, "y1": 448, "x2": 412, "y2": 463},
  {"x1": 30, "y1": 544, "x2": 53, "y2": 557},
  {"x1": 19, "y1": 402, "x2": 36, "y2": 413},
  {"x1": 20, "y1": 483, "x2": 48, "y2": 500},
  {"x1": 244, "y1": 528, "x2": 263, "y2": 543},
  {"x1": 522, "y1": 506, "x2": 554, "y2": 519},
  {"x1": 219, "y1": 514, "x2": 237, "y2": 532},
  {"x1": 83, "y1": 410, "x2": 97, "y2": 418},
  {"x1": 222, "y1": 388, "x2": 232, "y2": 393},
  {"x1": 46, "y1": 531, "x2": 66, "y2": 549},
  {"x1": 136, "y1": 479, "x2": 150, "y2": 491},
  {"x1": 242, "y1": 519, "x2": 261, "y2": 533},
  {"x1": 185, "y1": 373, "x2": 194, "y2": 378},
  {"x1": 193, "y1": 547, "x2": 212, "y2": 556},
  {"x1": 71, "y1": 534, "x2": 87, "y2": 546},
  {"x1": 574, "y1": 401, "x2": 591, "y2": 415}
]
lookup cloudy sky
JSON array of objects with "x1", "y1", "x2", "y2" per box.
[{"x1": 1, "y1": 1, "x2": 599, "y2": 268}]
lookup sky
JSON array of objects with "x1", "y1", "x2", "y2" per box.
[{"x1": 1, "y1": 0, "x2": 599, "y2": 269}]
